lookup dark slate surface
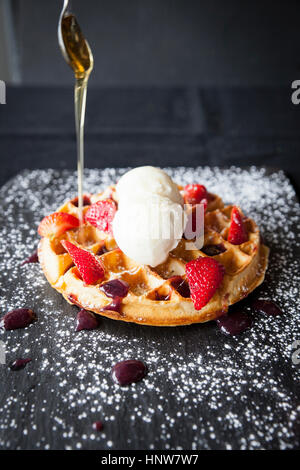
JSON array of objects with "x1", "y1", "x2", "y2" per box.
[{"x1": 0, "y1": 166, "x2": 299, "y2": 450}]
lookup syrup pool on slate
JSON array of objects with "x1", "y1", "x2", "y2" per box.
[{"x1": 58, "y1": 0, "x2": 94, "y2": 225}]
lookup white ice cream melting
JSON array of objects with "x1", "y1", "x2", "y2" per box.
[{"x1": 113, "y1": 166, "x2": 186, "y2": 266}]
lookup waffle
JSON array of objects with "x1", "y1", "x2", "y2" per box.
[{"x1": 38, "y1": 186, "x2": 269, "y2": 326}]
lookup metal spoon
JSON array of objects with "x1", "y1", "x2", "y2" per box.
[{"x1": 58, "y1": 0, "x2": 94, "y2": 79}]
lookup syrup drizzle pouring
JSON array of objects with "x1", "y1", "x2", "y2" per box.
[{"x1": 58, "y1": 0, "x2": 94, "y2": 225}]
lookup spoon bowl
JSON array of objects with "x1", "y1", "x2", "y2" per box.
[{"x1": 58, "y1": 0, "x2": 94, "y2": 79}]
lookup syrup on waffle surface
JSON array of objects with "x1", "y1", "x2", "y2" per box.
[{"x1": 38, "y1": 176, "x2": 269, "y2": 326}]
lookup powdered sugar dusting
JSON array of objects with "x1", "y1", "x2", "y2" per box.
[{"x1": 0, "y1": 167, "x2": 299, "y2": 450}]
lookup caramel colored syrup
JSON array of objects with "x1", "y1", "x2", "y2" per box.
[{"x1": 59, "y1": 11, "x2": 94, "y2": 225}]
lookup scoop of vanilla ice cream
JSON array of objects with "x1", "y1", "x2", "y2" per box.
[
  {"x1": 116, "y1": 166, "x2": 183, "y2": 207},
  {"x1": 113, "y1": 193, "x2": 186, "y2": 267}
]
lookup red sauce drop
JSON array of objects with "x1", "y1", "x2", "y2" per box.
[
  {"x1": 112, "y1": 360, "x2": 147, "y2": 386},
  {"x1": 216, "y1": 311, "x2": 253, "y2": 336},
  {"x1": 21, "y1": 250, "x2": 39, "y2": 265},
  {"x1": 76, "y1": 309, "x2": 99, "y2": 332},
  {"x1": 99, "y1": 279, "x2": 129, "y2": 298},
  {"x1": 252, "y1": 299, "x2": 282, "y2": 316},
  {"x1": 10, "y1": 358, "x2": 32, "y2": 371},
  {"x1": 1, "y1": 308, "x2": 36, "y2": 330},
  {"x1": 93, "y1": 421, "x2": 103, "y2": 431}
]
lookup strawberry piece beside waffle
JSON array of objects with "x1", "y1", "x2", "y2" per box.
[
  {"x1": 184, "y1": 184, "x2": 207, "y2": 205},
  {"x1": 38, "y1": 212, "x2": 79, "y2": 237},
  {"x1": 61, "y1": 240, "x2": 105, "y2": 285},
  {"x1": 228, "y1": 206, "x2": 248, "y2": 245},
  {"x1": 85, "y1": 199, "x2": 117, "y2": 235},
  {"x1": 185, "y1": 257, "x2": 225, "y2": 310}
]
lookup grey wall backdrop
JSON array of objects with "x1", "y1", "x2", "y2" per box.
[{"x1": 2, "y1": 0, "x2": 300, "y2": 87}]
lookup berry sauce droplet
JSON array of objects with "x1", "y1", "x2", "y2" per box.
[
  {"x1": 252, "y1": 299, "x2": 282, "y2": 316},
  {"x1": 71, "y1": 195, "x2": 91, "y2": 207},
  {"x1": 96, "y1": 245, "x2": 108, "y2": 256},
  {"x1": 216, "y1": 311, "x2": 253, "y2": 336},
  {"x1": 170, "y1": 276, "x2": 191, "y2": 298},
  {"x1": 21, "y1": 250, "x2": 39, "y2": 265},
  {"x1": 76, "y1": 309, "x2": 99, "y2": 332},
  {"x1": 112, "y1": 360, "x2": 147, "y2": 386},
  {"x1": 201, "y1": 244, "x2": 226, "y2": 256},
  {"x1": 101, "y1": 297, "x2": 122, "y2": 313},
  {"x1": 154, "y1": 291, "x2": 170, "y2": 301},
  {"x1": 0, "y1": 308, "x2": 37, "y2": 330},
  {"x1": 10, "y1": 358, "x2": 32, "y2": 371},
  {"x1": 93, "y1": 421, "x2": 103, "y2": 432},
  {"x1": 99, "y1": 279, "x2": 129, "y2": 298}
]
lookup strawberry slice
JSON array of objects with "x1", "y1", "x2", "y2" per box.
[
  {"x1": 228, "y1": 206, "x2": 248, "y2": 245},
  {"x1": 61, "y1": 240, "x2": 105, "y2": 285},
  {"x1": 184, "y1": 184, "x2": 208, "y2": 205},
  {"x1": 85, "y1": 199, "x2": 117, "y2": 235},
  {"x1": 185, "y1": 257, "x2": 225, "y2": 310},
  {"x1": 38, "y1": 212, "x2": 79, "y2": 237}
]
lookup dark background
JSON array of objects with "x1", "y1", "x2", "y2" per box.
[
  {"x1": 0, "y1": 0, "x2": 300, "y2": 193},
  {"x1": 4, "y1": 0, "x2": 300, "y2": 86}
]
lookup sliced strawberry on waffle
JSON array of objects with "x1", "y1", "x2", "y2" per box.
[
  {"x1": 184, "y1": 184, "x2": 208, "y2": 205},
  {"x1": 228, "y1": 206, "x2": 248, "y2": 245},
  {"x1": 85, "y1": 199, "x2": 117, "y2": 235},
  {"x1": 38, "y1": 212, "x2": 79, "y2": 237},
  {"x1": 61, "y1": 240, "x2": 105, "y2": 285},
  {"x1": 185, "y1": 257, "x2": 225, "y2": 310}
]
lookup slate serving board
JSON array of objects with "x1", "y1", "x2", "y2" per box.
[{"x1": 0, "y1": 167, "x2": 299, "y2": 450}]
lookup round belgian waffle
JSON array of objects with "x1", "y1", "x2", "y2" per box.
[{"x1": 38, "y1": 186, "x2": 269, "y2": 326}]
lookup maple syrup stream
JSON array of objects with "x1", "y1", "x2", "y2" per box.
[{"x1": 58, "y1": 3, "x2": 94, "y2": 225}]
